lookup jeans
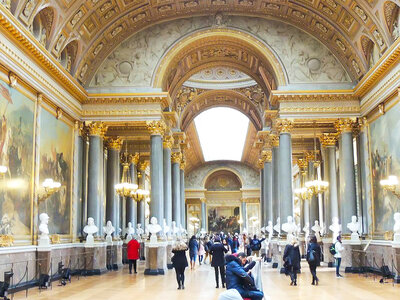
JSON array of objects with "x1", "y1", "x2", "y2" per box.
[
  {"x1": 175, "y1": 267, "x2": 185, "y2": 287},
  {"x1": 214, "y1": 266, "x2": 226, "y2": 287},
  {"x1": 128, "y1": 259, "x2": 137, "y2": 273},
  {"x1": 309, "y1": 263, "x2": 318, "y2": 283},
  {"x1": 336, "y1": 258, "x2": 342, "y2": 275},
  {"x1": 241, "y1": 290, "x2": 264, "y2": 300}
]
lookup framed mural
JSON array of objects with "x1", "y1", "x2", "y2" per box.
[
  {"x1": 0, "y1": 80, "x2": 35, "y2": 237},
  {"x1": 208, "y1": 206, "x2": 240, "y2": 234},
  {"x1": 38, "y1": 106, "x2": 73, "y2": 235},
  {"x1": 369, "y1": 101, "x2": 400, "y2": 234}
]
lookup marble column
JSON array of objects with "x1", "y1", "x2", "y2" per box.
[
  {"x1": 106, "y1": 138, "x2": 122, "y2": 233},
  {"x1": 336, "y1": 119, "x2": 357, "y2": 235},
  {"x1": 320, "y1": 133, "x2": 339, "y2": 234},
  {"x1": 87, "y1": 122, "x2": 106, "y2": 229},
  {"x1": 277, "y1": 120, "x2": 294, "y2": 227},
  {"x1": 137, "y1": 162, "x2": 147, "y2": 230},
  {"x1": 180, "y1": 163, "x2": 186, "y2": 229},
  {"x1": 163, "y1": 136, "x2": 173, "y2": 228},
  {"x1": 264, "y1": 151, "x2": 273, "y2": 225},
  {"x1": 358, "y1": 119, "x2": 372, "y2": 235},
  {"x1": 271, "y1": 134, "x2": 280, "y2": 231},
  {"x1": 126, "y1": 154, "x2": 139, "y2": 226},
  {"x1": 259, "y1": 166, "x2": 265, "y2": 227},
  {"x1": 241, "y1": 199, "x2": 248, "y2": 230},
  {"x1": 307, "y1": 154, "x2": 319, "y2": 225},
  {"x1": 72, "y1": 122, "x2": 84, "y2": 240},
  {"x1": 171, "y1": 152, "x2": 181, "y2": 228},
  {"x1": 81, "y1": 134, "x2": 89, "y2": 235},
  {"x1": 147, "y1": 121, "x2": 165, "y2": 224},
  {"x1": 200, "y1": 198, "x2": 207, "y2": 231},
  {"x1": 297, "y1": 159, "x2": 308, "y2": 232}
]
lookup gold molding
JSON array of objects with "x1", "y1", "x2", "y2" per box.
[{"x1": 85, "y1": 93, "x2": 171, "y2": 109}]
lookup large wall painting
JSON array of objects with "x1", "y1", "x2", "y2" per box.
[
  {"x1": 370, "y1": 102, "x2": 400, "y2": 233},
  {"x1": 38, "y1": 108, "x2": 73, "y2": 235},
  {"x1": 208, "y1": 206, "x2": 240, "y2": 234},
  {"x1": 0, "y1": 80, "x2": 34, "y2": 236}
]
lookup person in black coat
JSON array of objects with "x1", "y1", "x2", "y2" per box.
[
  {"x1": 307, "y1": 235, "x2": 322, "y2": 285},
  {"x1": 210, "y1": 236, "x2": 229, "y2": 288},
  {"x1": 283, "y1": 237, "x2": 301, "y2": 286},
  {"x1": 171, "y1": 240, "x2": 189, "y2": 290}
]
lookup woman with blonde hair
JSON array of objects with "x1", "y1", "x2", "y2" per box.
[
  {"x1": 171, "y1": 239, "x2": 188, "y2": 289},
  {"x1": 283, "y1": 236, "x2": 301, "y2": 286}
]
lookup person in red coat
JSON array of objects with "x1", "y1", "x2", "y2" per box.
[{"x1": 127, "y1": 238, "x2": 140, "y2": 274}]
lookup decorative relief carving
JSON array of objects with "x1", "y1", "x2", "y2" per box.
[
  {"x1": 106, "y1": 137, "x2": 123, "y2": 150},
  {"x1": 85, "y1": 121, "x2": 108, "y2": 137},
  {"x1": 171, "y1": 152, "x2": 182, "y2": 164},
  {"x1": 334, "y1": 118, "x2": 356, "y2": 133},
  {"x1": 23, "y1": 0, "x2": 36, "y2": 18},
  {"x1": 71, "y1": 10, "x2": 84, "y2": 27},
  {"x1": 319, "y1": 133, "x2": 338, "y2": 147},
  {"x1": 275, "y1": 119, "x2": 293, "y2": 133},
  {"x1": 146, "y1": 120, "x2": 166, "y2": 136},
  {"x1": 354, "y1": 5, "x2": 368, "y2": 23}
]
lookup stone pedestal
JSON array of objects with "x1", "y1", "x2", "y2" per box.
[
  {"x1": 271, "y1": 240, "x2": 280, "y2": 268},
  {"x1": 322, "y1": 238, "x2": 334, "y2": 267},
  {"x1": 166, "y1": 241, "x2": 173, "y2": 269},
  {"x1": 106, "y1": 242, "x2": 123, "y2": 270},
  {"x1": 342, "y1": 241, "x2": 364, "y2": 273},
  {"x1": 144, "y1": 242, "x2": 168, "y2": 275},
  {"x1": 36, "y1": 248, "x2": 51, "y2": 279},
  {"x1": 122, "y1": 243, "x2": 128, "y2": 264},
  {"x1": 278, "y1": 240, "x2": 288, "y2": 274},
  {"x1": 299, "y1": 237, "x2": 306, "y2": 258},
  {"x1": 115, "y1": 241, "x2": 123, "y2": 269},
  {"x1": 84, "y1": 243, "x2": 107, "y2": 275},
  {"x1": 140, "y1": 242, "x2": 146, "y2": 260},
  {"x1": 392, "y1": 246, "x2": 400, "y2": 283}
]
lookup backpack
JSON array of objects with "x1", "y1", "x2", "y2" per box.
[
  {"x1": 329, "y1": 243, "x2": 336, "y2": 255},
  {"x1": 307, "y1": 248, "x2": 315, "y2": 262}
]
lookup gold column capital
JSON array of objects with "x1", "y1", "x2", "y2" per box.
[
  {"x1": 297, "y1": 158, "x2": 308, "y2": 176},
  {"x1": 334, "y1": 118, "x2": 356, "y2": 134},
  {"x1": 358, "y1": 117, "x2": 368, "y2": 131},
  {"x1": 200, "y1": 198, "x2": 207, "y2": 203},
  {"x1": 106, "y1": 137, "x2": 123, "y2": 150},
  {"x1": 275, "y1": 119, "x2": 293, "y2": 134},
  {"x1": 171, "y1": 152, "x2": 182, "y2": 164},
  {"x1": 257, "y1": 158, "x2": 265, "y2": 169},
  {"x1": 261, "y1": 150, "x2": 272, "y2": 163},
  {"x1": 120, "y1": 151, "x2": 132, "y2": 164},
  {"x1": 180, "y1": 159, "x2": 186, "y2": 170},
  {"x1": 163, "y1": 135, "x2": 174, "y2": 149},
  {"x1": 270, "y1": 134, "x2": 279, "y2": 147},
  {"x1": 146, "y1": 120, "x2": 166, "y2": 136},
  {"x1": 85, "y1": 121, "x2": 107, "y2": 137},
  {"x1": 131, "y1": 153, "x2": 140, "y2": 165},
  {"x1": 320, "y1": 133, "x2": 338, "y2": 147},
  {"x1": 305, "y1": 151, "x2": 317, "y2": 162},
  {"x1": 138, "y1": 161, "x2": 149, "y2": 172},
  {"x1": 75, "y1": 121, "x2": 85, "y2": 136}
]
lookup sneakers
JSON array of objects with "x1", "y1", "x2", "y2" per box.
[{"x1": 336, "y1": 274, "x2": 343, "y2": 278}]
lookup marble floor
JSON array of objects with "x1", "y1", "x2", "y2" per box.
[{"x1": 12, "y1": 261, "x2": 400, "y2": 300}]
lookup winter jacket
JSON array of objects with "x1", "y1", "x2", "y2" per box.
[
  {"x1": 126, "y1": 239, "x2": 140, "y2": 260},
  {"x1": 306, "y1": 242, "x2": 322, "y2": 266},
  {"x1": 283, "y1": 244, "x2": 301, "y2": 271},
  {"x1": 210, "y1": 242, "x2": 228, "y2": 267},
  {"x1": 334, "y1": 241, "x2": 344, "y2": 258},
  {"x1": 172, "y1": 244, "x2": 188, "y2": 269},
  {"x1": 225, "y1": 255, "x2": 255, "y2": 296},
  {"x1": 232, "y1": 238, "x2": 240, "y2": 253},
  {"x1": 189, "y1": 238, "x2": 199, "y2": 256},
  {"x1": 250, "y1": 238, "x2": 265, "y2": 251}
]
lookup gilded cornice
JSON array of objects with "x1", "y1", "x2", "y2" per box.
[
  {"x1": 320, "y1": 133, "x2": 338, "y2": 147},
  {"x1": 0, "y1": 5, "x2": 86, "y2": 102},
  {"x1": 85, "y1": 93, "x2": 171, "y2": 109},
  {"x1": 106, "y1": 137, "x2": 123, "y2": 150},
  {"x1": 146, "y1": 120, "x2": 166, "y2": 136},
  {"x1": 85, "y1": 121, "x2": 107, "y2": 137},
  {"x1": 163, "y1": 135, "x2": 174, "y2": 149},
  {"x1": 271, "y1": 91, "x2": 357, "y2": 106},
  {"x1": 334, "y1": 118, "x2": 356, "y2": 133},
  {"x1": 275, "y1": 119, "x2": 293, "y2": 134}
]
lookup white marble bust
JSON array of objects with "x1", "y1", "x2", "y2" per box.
[
  {"x1": 125, "y1": 222, "x2": 135, "y2": 242},
  {"x1": 83, "y1": 217, "x2": 98, "y2": 245},
  {"x1": 38, "y1": 213, "x2": 50, "y2": 247},
  {"x1": 104, "y1": 220, "x2": 115, "y2": 245},
  {"x1": 282, "y1": 216, "x2": 297, "y2": 241},
  {"x1": 329, "y1": 217, "x2": 341, "y2": 243},
  {"x1": 303, "y1": 222, "x2": 310, "y2": 242},
  {"x1": 347, "y1": 215, "x2": 360, "y2": 242},
  {"x1": 311, "y1": 220, "x2": 322, "y2": 242},
  {"x1": 148, "y1": 217, "x2": 162, "y2": 244},
  {"x1": 265, "y1": 221, "x2": 273, "y2": 242},
  {"x1": 393, "y1": 213, "x2": 400, "y2": 246},
  {"x1": 136, "y1": 223, "x2": 144, "y2": 242},
  {"x1": 163, "y1": 219, "x2": 170, "y2": 238},
  {"x1": 273, "y1": 217, "x2": 281, "y2": 235}
]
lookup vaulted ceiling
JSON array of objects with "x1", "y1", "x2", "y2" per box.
[{"x1": 6, "y1": 0, "x2": 400, "y2": 88}]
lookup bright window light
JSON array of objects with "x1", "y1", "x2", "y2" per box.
[{"x1": 194, "y1": 107, "x2": 249, "y2": 161}]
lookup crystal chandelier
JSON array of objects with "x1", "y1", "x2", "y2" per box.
[
  {"x1": 294, "y1": 187, "x2": 312, "y2": 201},
  {"x1": 115, "y1": 143, "x2": 138, "y2": 197},
  {"x1": 380, "y1": 175, "x2": 400, "y2": 198},
  {"x1": 131, "y1": 188, "x2": 150, "y2": 202},
  {"x1": 39, "y1": 178, "x2": 61, "y2": 202}
]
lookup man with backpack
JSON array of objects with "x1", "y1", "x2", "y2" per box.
[
  {"x1": 306, "y1": 235, "x2": 322, "y2": 285},
  {"x1": 249, "y1": 235, "x2": 265, "y2": 257}
]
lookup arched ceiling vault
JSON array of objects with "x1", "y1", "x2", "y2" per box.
[{"x1": 10, "y1": 0, "x2": 396, "y2": 87}]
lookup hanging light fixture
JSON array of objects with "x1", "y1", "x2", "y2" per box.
[
  {"x1": 131, "y1": 142, "x2": 150, "y2": 202},
  {"x1": 304, "y1": 123, "x2": 329, "y2": 197},
  {"x1": 380, "y1": 175, "x2": 400, "y2": 198},
  {"x1": 39, "y1": 178, "x2": 61, "y2": 202},
  {"x1": 115, "y1": 141, "x2": 138, "y2": 197}
]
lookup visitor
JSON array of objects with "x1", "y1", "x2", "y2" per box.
[
  {"x1": 307, "y1": 235, "x2": 322, "y2": 285},
  {"x1": 126, "y1": 236, "x2": 140, "y2": 274},
  {"x1": 172, "y1": 239, "x2": 189, "y2": 290},
  {"x1": 205, "y1": 237, "x2": 213, "y2": 264},
  {"x1": 334, "y1": 235, "x2": 344, "y2": 278},
  {"x1": 198, "y1": 239, "x2": 205, "y2": 265},
  {"x1": 283, "y1": 236, "x2": 301, "y2": 286},
  {"x1": 249, "y1": 234, "x2": 265, "y2": 257},
  {"x1": 188, "y1": 235, "x2": 199, "y2": 270},
  {"x1": 210, "y1": 236, "x2": 228, "y2": 288},
  {"x1": 227, "y1": 234, "x2": 233, "y2": 252},
  {"x1": 225, "y1": 253, "x2": 264, "y2": 300},
  {"x1": 232, "y1": 234, "x2": 240, "y2": 254}
]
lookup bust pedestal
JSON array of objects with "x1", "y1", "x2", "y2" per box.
[
  {"x1": 166, "y1": 241, "x2": 174, "y2": 269},
  {"x1": 392, "y1": 246, "x2": 400, "y2": 283},
  {"x1": 322, "y1": 238, "x2": 334, "y2": 267},
  {"x1": 144, "y1": 242, "x2": 168, "y2": 275},
  {"x1": 84, "y1": 242, "x2": 107, "y2": 275},
  {"x1": 342, "y1": 240, "x2": 364, "y2": 273},
  {"x1": 106, "y1": 240, "x2": 123, "y2": 270}
]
